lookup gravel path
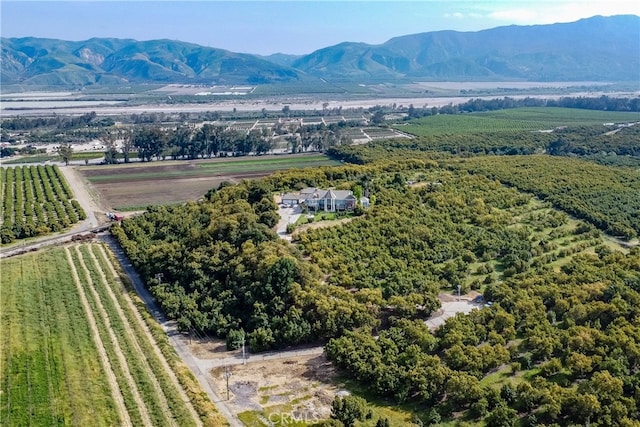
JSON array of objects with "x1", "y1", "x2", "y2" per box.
[
  {"x1": 197, "y1": 347, "x2": 325, "y2": 370},
  {"x1": 65, "y1": 247, "x2": 133, "y2": 427},
  {"x1": 424, "y1": 299, "x2": 484, "y2": 330},
  {"x1": 58, "y1": 165, "x2": 103, "y2": 227}
]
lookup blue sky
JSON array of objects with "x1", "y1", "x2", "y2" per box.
[{"x1": 2, "y1": 1, "x2": 638, "y2": 55}]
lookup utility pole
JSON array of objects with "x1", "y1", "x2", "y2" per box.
[
  {"x1": 223, "y1": 366, "x2": 232, "y2": 400},
  {"x1": 241, "y1": 333, "x2": 246, "y2": 365},
  {"x1": 457, "y1": 285, "x2": 461, "y2": 301}
]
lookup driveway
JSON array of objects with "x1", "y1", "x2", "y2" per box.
[{"x1": 275, "y1": 205, "x2": 302, "y2": 241}]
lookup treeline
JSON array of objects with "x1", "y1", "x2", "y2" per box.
[
  {"x1": 1, "y1": 112, "x2": 114, "y2": 130},
  {"x1": 329, "y1": 123, "x2": 640, "y2": 165},
  {"x1": 102, "y1": 122, "x2": 353, "y2": 163},
  {"x1": 327, "y1": 249, "x2": 640, "y2": 425},
  {"x1": 549, "y1": 125, "x2": 640, "y2": 157},
  {"x1": 450, "y1": 156, "x2": 640, "y2": 239},
  {"x1": 405, "y1": 96, "x2": 640, "y2": 119}
]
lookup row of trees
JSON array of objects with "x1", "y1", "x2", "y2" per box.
[
  {"x1": 404, "y1": 95, "x2": 640, "y2": 119},
  {"x1": 451, "y1": 155, "x2": 640, "y2": 239},
  {"x1": 100, "y1": 122, "x2": 352, "y2": 163},
  {"x1": 1, "y1": 165, "x2": 85, "y2": 243}
]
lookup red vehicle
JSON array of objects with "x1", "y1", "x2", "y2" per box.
[{"x1": 107, "y1": 212, "x2": 124, "y2": 221}]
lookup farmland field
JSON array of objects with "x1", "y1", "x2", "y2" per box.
[
  {"x1": 80, "y1": 153, "x2": 340, "y2": 210},
  {"x1": 398, "y1": 107, "x2": 640, "y2": 136},
  {"x1": 0, "y1": 165, "x2": 86, "y2": 243},
  {"x1": 0, "y1": 243, "x2": 216, "y2": 426}
]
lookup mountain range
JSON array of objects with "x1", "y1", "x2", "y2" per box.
[{"x1": 1, "y1": 15, "x2": 638, "y2": 86}]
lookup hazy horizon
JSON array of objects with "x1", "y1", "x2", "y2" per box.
[{"x1": 2, "y1": 1, "x2": 639, "y2": 55}]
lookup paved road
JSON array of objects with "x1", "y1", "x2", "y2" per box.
[
  {"x1": 275, "y1": 205, "x2": 302, "y2": 241},
  {"x1": 0, "y1": 218, "x2": 98, "y2": 258}
]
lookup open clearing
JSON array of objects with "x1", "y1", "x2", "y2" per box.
[
  {"x1": 79, "y1": 154, "x2": 339, "y2": 210},
  {"x1": 189, "y1": 338, "x2": 340, "y2": 426},
  {"x1": 0, "y1": 244, "x2": 204, "y2": 426}
]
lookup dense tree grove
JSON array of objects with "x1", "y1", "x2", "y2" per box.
[
  {"x1": 327, "y1": 249, "x2": 640, "y2": 426},
  {"x1": 296, "y1": 169, "x2": 533, "y2": 304},
  {"x1": 328, "y1": 124, "x2": 639, "y2": 165},
  {"x1": 450, "y1": 156, "x2": 640, "y2": 239},
  {"x1": 110, "y1": 156, "x2": 640, "y2": 425},
  {"x1": 111, "y1": 179, "x2": 378, "y2": 351}
]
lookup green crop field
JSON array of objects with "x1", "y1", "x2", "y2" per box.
[
  {"x1": 83, "y1": 153, "x2": 339, "y2": 183},
  {"x1": 0, "y1": 165, "x2": 86, "y2": 244},
  {"x1": 398, "y1": 107, "x2": 640, "y2": 136},
  {"x1": 0, "y1": 244, "x2": 212, "y2": 426},
  {"x1": 2, "y1": 152, "x2": 109, "y2": 165}
]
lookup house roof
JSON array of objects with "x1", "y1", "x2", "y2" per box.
[
  {"x1": 323, "y1": 190, "x2": 336, "y2": 199},
  {"x1": 300, "y1": 187, "x2": 318, "y2": 195},
  {"x1": 282, "y1": 192, "x2": 299, "y2": 201},
  {"x1": 332, "y1": 190, "x2": 354, "y2": 200}
]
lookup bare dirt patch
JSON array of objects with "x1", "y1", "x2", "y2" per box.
[
  {"x1": 210, "y1": 354, "x2": 339, "y2": 424},
  {"x1": 95, "y1": 176, "x2": 230, "y2": 209},
  {"x1": 188, "y1": 337, "x2": 230, "y2": 360},
  {"x1": 292, "y1": 217, "x2": 355, "y2": 236}
]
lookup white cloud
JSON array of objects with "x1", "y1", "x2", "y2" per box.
[{"x1": 486, "y1": 1, "x2": 639, "y2": 25}]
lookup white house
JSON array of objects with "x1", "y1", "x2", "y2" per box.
[{"x1": 281, "y1": 188, "x2": 368, "y2": 212}]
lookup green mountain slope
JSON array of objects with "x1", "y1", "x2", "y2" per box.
[
  {"x1": 1, "y1": 37, "x2": 306, "y2": 86},
  {"x1": 293, "y1": 15, "x2": 640, "y2": 81},
  {"x1": 1, "y1": 15, "x2": 638, "y2": 86}
]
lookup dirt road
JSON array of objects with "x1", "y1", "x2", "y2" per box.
[{"x1": 58, "y1": 164, "x2": 106, "y2": 227}]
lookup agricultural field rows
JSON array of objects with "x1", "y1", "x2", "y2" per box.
[
  {"x1": 0, "y1": 244, "x2": 205, "y2": 426},
  {"x1": 399, "y1": 107, "x2": 640, "y2": 136},
  {"x1": 0, "y1": 164, "x2": 86, "y2": 243},
  {"x1": 82, "y1": 154, "x2": 340, "y2": 183}
]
